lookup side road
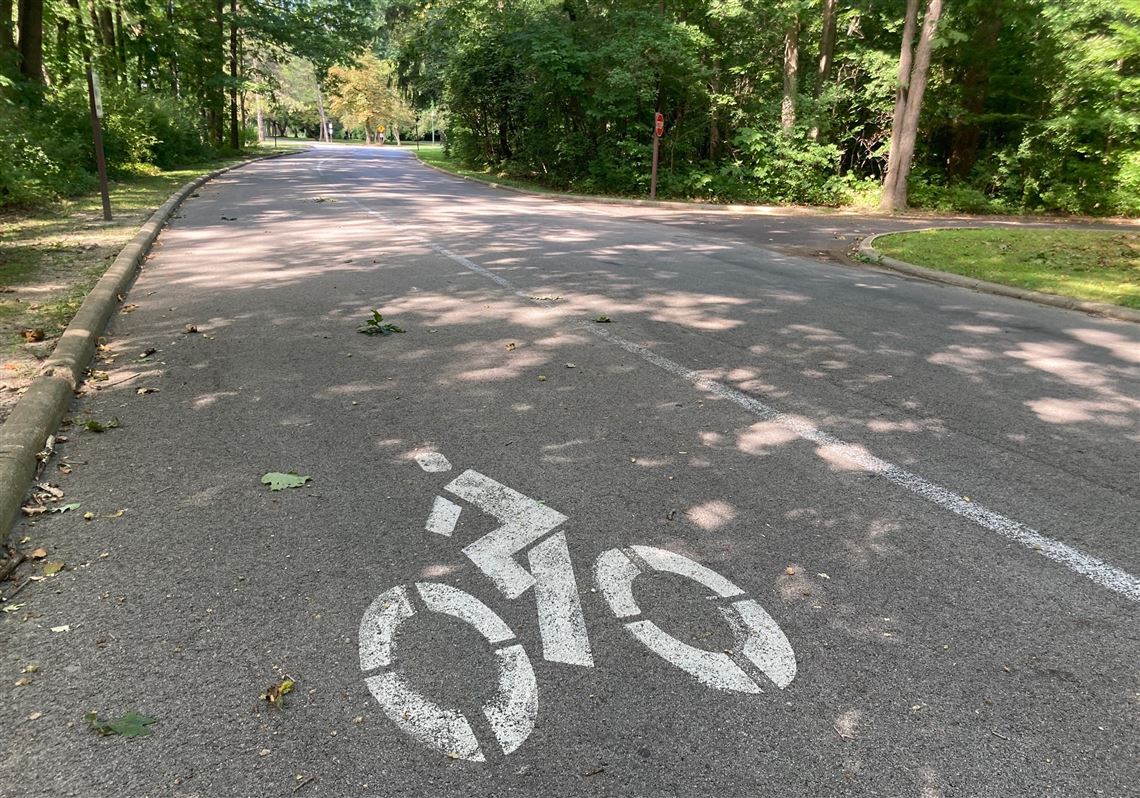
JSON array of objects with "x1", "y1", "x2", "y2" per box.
[{"x1": 0, "y1": 151, "x2": 302, "y2": 546}]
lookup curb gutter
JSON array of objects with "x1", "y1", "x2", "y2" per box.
[
  {"x1": 858, "y1": 230, "x2": 1140, "y2": 324},
  {"x1": 0, "y1": 150, "x2": 302, "y2": 540}
]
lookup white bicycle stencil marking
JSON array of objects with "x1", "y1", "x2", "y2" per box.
[{"x1": 358, "y1": 452, "x2": 796, "y2": 761}]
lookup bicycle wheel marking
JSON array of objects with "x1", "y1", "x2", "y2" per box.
[
  {"x1": 594, "y1": 546, "x2": 797, "y2": 692},
  {"x1": 358, "y1": 581, "x2": 538, "y2": 762}
]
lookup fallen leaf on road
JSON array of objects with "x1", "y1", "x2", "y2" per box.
[
  {"x1": 220, "y1": 216, "x2": 238, "y2": 221},
  {"x1": 83, "y1": 512, "x2": 94, "y2": 521},
  {"x1": 260, "y1": 677, "x2": 296, "y2": 708},
  {"x1": 784, "y1": 566, "x2": 797, "y2": 575},
  {"x1": 15, "y1": 677, "x2": 32, "y2": 686},
  {"x1": 42, "y1": 562, "x2": 64, "y2": 576},
  {"x1": 86, "y1": 711, "x2": 157, "y2": 737},
  {"x1": 49, "y1": 503, "x2": 81, "y2": 514},
  {"x1": 505, "y1": 342, "x2": 516, "y2": 351},
  {"x1": 22, "y1": 329, "x2": 45, "y2": 342},
  {"x1": 50, "y1": 625, "x2": 70, "y2": 633},
  {"x1": 136, "y1": 387, "x2": 159, "y2": 395},
  {"x1": 594, "y1": 315, "x2": 611, "y2": 323},
  {"x1": 138, "y1": 348, "x2": 157, "y2": 359},
  {"x1": 26, "y1": 712, "x2": 42, "y2": 721},
  {"x1": 120, "y1": 304, "x2": 139, "y2": 313},
  {"x1": 82, "y1": 418, "x2": 120, "y2": 433},
  {"x1": 36, "y1": 483, "x2": 65, "y2": 499},
  {"x1": 57, "y1": 463, "x2": 72, "y2": 475},
  {"x1": 2, "y1": 604, "x2": 25, "y2": 614},
  {"x1": 19, "y1": 536, "x2": 30, "y2": 544},
  {"x1": 565, "y1": 363, "x2": 577, "y2": 368},
  {"x1": 21, "y1": 664, "x2": 37, "y2": 673},
  {"x1": 357, "y1": 310, "x2": 404, "y2": 336},
  {"x1": 537, "y1": 375, "x2": 547, "y2": 381},
  {"x1": 31, "y1": 548, "x2": 47, "y2": 559},
  {"x1": 105, "y1": 509, "x2": 125, "y2": 518},
  {"x1": 183, "y1": 324, "x2": 198, "y2": 334},
  {"x1": 261, "y1": 473, "x2": 311, "y2": 491}
]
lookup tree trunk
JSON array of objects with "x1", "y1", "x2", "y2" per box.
[
  {"x1": 881, "y1": 0, "x2": 943, "y2": 211},
  {"x1": 255, "y1": 97, "x2": 264, "y2": 141},
  {"x1": 947, "y1": 1, "x2": 1001, "y2": 180},
  {"x1": 314, "y1": 75, "x2": 328, "y2": 142},
  {"x1": 709, "y1": 60, "x2": 721, "y2": 159},
  {"x1": 393, "y1": 123, "x2": 401, "y2": 146},
  {"x1": 881, "y1": 0, "x2": 920, "y2": 203},
  {"x1": 228, "y1": 0, "x2": 238, "y2": 150},
  {"x1": 17, "y1": 0, "x2": 45, "y2": 83},
  {"x1": 780, "y1": 14, "x2": 799, "y2": 133},
  {"x1": 1, "y1": 0, "x2": 17, "y2": 80},
  {"x1": 809, "y1": 0, "x2": 838, "y2": 140},
  {"x1": 55, "y1": 16, "x2": 70, "y2": 82},
  {"x1": 113, "y1": 0, "x2": 126, "y2": 73}
]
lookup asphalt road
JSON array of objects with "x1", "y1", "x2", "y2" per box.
[{"x1": 3, "y1": 145, "x2": 1138, "y2": 798}]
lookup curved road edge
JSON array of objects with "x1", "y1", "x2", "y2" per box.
[
  {"x1": 0, "y1": 149, "x2": 305, "y2": 541},
  {"x1": 859, "y1": 229, "x2": 1140, "y2": 324}
]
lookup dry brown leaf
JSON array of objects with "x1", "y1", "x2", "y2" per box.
[
  {"x1": 120, "y1": 303, "x2": 139, "y2": 313},
  {"x1": 784, "y1": 566, "x2": 797, "y2": 576},
  {"x1": 31, "y1": 548, "x2": 47, "y2": 559},
  {"x1": 22, "y1": 329, "x2": 45, "y2": 342}
]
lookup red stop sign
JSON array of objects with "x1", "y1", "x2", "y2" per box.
[{"x1": 655, "y1": 112, "x2": 664, "y2": 137}]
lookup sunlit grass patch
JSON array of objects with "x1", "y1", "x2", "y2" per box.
[{"x1": 874, "y1": 228, "x2": 1140, "y2": 309}]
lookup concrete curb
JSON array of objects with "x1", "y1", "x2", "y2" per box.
[
  {"x1": 0, "y1": 150, "x2": 303, "y2": 541},
  {"x1": 858, "y1": 229, "x2": 1140, "y2": 324}
]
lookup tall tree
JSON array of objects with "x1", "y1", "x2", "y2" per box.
[
  {"x1": 781, "y1": 11, "x2": 799, "y2": 132},
  {"x1": 881, "y1": 0, "x2": 944, "y2": 210},
  {"x1": 16, "y1": 0, "x2": 45, "y2": 82}
]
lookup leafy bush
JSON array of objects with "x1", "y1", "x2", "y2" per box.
[{"x1": 0, "y1": 84, "x2": 210, "y2": 207}]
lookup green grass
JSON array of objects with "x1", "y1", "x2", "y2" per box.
[
  {"x1": 0, "y1": 144, "x2": 306, "y2": 395},
  {"x1": 874, "y1": 228, "x2": 1140, "y2": 309},
  {"x1": 414, "y1": 147, "x2": 576, "y2": 195}
]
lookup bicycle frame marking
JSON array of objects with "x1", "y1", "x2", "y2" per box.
[{"x1": 358, "y1": 454, "x2": 797, "y2": 761}]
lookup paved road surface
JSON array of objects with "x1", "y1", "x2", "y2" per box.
[{"x1": 3, "y1": 146, "x2": 1137, "y2": 797}]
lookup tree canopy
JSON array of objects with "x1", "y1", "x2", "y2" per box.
[{"x1": 3, "y1": 0, "x2": 1138, "y2": 214}]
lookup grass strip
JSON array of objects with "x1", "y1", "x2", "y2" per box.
[{"x1": 874, "y1": 228, "x2": 1140, "y2": 309}]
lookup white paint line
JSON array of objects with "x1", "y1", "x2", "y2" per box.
[
  {"x1": 447, "y1": 469, "x2": 568, "y2": 599},
  {"x1": 426, "y1": 495, "x2": 462, "y2": 537},
  {"x1": 724, "y1": 600, "x2": 798, "y2": 689},
  {"x1": 484, "y1": 644, "x2": 540, "y2": 755},
  {"x1": 415, "y1": 582, "x2": 516, "y2": 644},
  {"x1": 415, "y1": 451, "x2": 453, "y2": 472},
  {"x1": 593, "y1": 548, "x2": 644, "y2": 619},
  {"x1": 625, "y1": 619, "x2": 762, "y2": 694},
  {"x1": 632, "y1": 545, "x2": 746, "y2": 599},
  {"x1": 365, "y1": 670, "x2": 485, "y2": 762},
  {"x1": 358, "y1": 585, "x2": 415, "y2": 671},
  {"x1": 343, "y1": 186, "x2": 1140, "y2": 603},
  {"x1": 528, "y1": 531, "x2": 595, "y2": 667}
]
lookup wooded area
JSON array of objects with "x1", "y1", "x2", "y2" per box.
[{"x1": 3, "y1": 0, "x2": 1139, "y2": 214}]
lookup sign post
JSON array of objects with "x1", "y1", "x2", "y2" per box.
[
  {"x1": 650, "y1": 112, "x2": 664, "y2": 200},
  {"x1": 86, "y1": 67, "x2": 112, "y2": 221}
]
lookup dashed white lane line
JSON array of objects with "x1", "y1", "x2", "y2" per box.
[{"x1": 336, "y1": 178, "x2": 1140, "y2": 605}]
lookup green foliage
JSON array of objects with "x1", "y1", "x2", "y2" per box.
[{"x1": 86, "y1": 711, "x2": 158, "y2": 738}]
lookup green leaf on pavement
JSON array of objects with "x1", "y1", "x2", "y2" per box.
[
  {"x1": 49, "y1": 503, "x2": 81, "y2": 514},
  {"x1": 82, "y1": 418, "x2": 120, "y2": 433},
  {"x1": 85, "y1": 711, "x2": 158, "y2": 737},
  {"x1": 594, "y1": 315, "x2": 611, "y2": 323},
  {"x1": 357, "y1": 309, "x2": 405, "y2": 336},
  {"x1": 42, "y1": 561, "x2": 65, "y2": 576},
  {"x1": 261, "y1": 472, "x2": 311, "y2": 491}
]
